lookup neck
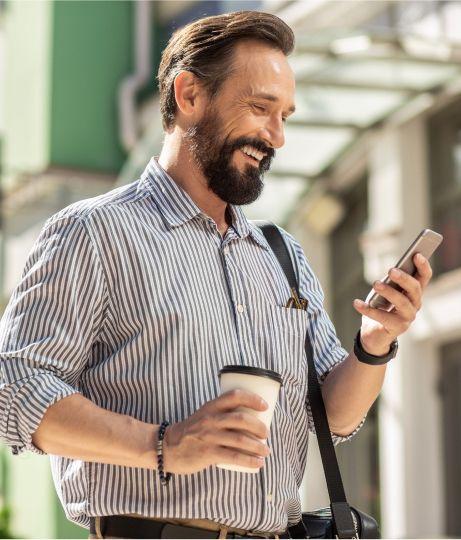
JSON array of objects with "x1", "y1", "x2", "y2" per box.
[{"x1": 158, "y1": 130, "x2": 230, "y2": 234}]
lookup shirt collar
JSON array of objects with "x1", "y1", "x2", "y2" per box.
[
  {"x1": 141, "y1": 156, "x2": 270, "y2": 251},
  {"x1": 141, "y1": 157, "x2": 202, "y2": 227},
  {"x1": 231, "y1": 206, "x2": 272, "y2": 251}
]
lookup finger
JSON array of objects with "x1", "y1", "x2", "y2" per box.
[
  {"x1": 353, "y1": 299, "x2": 408, "y2": 334},
  {"x1": 209, "y1": 389, "x2": 268, "y2": 413},
  {"x1": 413, "y1": 253, "x2": 433, "y2": 289},
  {"x1": 387, "y1": 267, "x2": 422, "y2": 308},
  {"x1": 217, "y1": 410, "x2": 269, "y2": 440},
  {"x1": 208, "y1": 429, "x2": 270, "y2": 457},
  {"x1": 212, "y1": 445, "x2": 266, "y2": 469},
  {"x1": 372, "y1": 280, "x2": 419, "y2": 316}
]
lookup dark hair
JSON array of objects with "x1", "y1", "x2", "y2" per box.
[{"x1": 157, "y1": 10, "x2": 295, "y2": 131}]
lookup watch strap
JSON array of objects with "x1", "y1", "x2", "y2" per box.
[{"x1": 353, "y1": 329, "x2": 398, "y2": 365}]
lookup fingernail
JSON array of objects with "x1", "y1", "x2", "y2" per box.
[
  {"x1": 417, "y1": 253, "x2": 425, "y2": 263},
  {"x1": 354, "y1": 299, "x2": 365, "y2": 307},
  {"x1": 261, "y1": 399, "x2": 268, "y2": 408},
  {"x1": 374, "y1": 281, "x2": 383, "y2": 290},
  {"x1": 390, "y1": 268, "x2": 401, "y2": 278}
]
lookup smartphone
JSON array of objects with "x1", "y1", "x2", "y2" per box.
[{"x1": 365, "y1": 228, "x2": 443, "y2": 311}]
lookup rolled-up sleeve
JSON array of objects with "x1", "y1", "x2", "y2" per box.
[
  {"x1": 0, "y1": 214, "x2": 108, "y2": 455},
  {"x1": 280, "y1": 228, "x2": 366, "y2": 445}
]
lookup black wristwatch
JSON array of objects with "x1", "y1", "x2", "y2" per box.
[{"x1": 354, "y1": 329, "x2": 398, "y2": 365}]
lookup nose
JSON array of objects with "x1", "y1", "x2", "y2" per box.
[{"x1": 259, "y1": 116, "x2": 285, "y2": 150}]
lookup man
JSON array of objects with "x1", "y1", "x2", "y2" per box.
[{"x1": 0, "y1": 10, "x2": 432, "y2": 540}]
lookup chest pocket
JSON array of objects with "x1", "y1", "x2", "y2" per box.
[{"x1": 248, "y1": 301, "x2": 309, "y2": 392}]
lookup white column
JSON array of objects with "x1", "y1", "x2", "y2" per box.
[
  {"x1": 365, "y1": 127, "x2": 407, "y2": 538},
  {"x1": 365, "y1": 116, "x2": 444, "y2": 537}
]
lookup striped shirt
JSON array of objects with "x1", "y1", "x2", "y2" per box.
[{"x1": 0, "y1": 157, "x2": 363, "y2": 532}]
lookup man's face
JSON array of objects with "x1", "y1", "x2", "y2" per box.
[{"x1": 184, "y1": 40, "x2": 296, "y2": 206}]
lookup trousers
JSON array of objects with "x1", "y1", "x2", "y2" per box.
[{"x1": 88, "y1": 515, "x2": 285, "y2": 539}]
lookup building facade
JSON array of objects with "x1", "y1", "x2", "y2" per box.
[{"x1": 0, "y1": 0, "x2": 460, "y2": 538}]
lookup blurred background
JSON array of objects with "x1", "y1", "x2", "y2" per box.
[{"x1": 0, "y1": 0, "x2": 460, "y2": 538}]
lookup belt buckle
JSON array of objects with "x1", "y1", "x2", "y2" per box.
[{"x1": 94, "y1": 517, "x2": 104, "y2": 539}]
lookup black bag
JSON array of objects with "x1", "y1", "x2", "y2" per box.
[{"x1": 254, "y1": 221, "x2": 380, "y2": 540}]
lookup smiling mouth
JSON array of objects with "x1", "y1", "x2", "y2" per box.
[{"x1": 239, "y1": 149, "x2": 261, "y2": 165}]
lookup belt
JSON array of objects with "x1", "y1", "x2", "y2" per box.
[{"x1": 89, "y1": 515, "x2": 286, "y2": 539}]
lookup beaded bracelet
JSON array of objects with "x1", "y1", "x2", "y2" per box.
[{"x1": 157, "y1": 421, "x2": 172, "y2": 486}]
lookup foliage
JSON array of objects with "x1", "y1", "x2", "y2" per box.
[{"x1": 0, "y1": 500, "x2": 15, "y2": 539}]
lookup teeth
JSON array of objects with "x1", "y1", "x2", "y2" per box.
[{"x1": 241, "y1": 145, "x2": 264, "y2": 161}]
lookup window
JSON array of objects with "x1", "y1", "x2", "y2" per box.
[
  {"x1": 428, "y1": 98, "x2": 461, "y2": 275},
  {"x1": 440, "y1": 339, "x2": 461, "y2": 537}
]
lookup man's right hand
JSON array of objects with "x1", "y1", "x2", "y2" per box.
[{"x1": 162, "y1": 389, "x2": 271, "y2": 474}]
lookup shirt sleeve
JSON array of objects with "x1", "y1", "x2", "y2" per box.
[
  {"x1": 0, "y1": 214, "x2": 108, "y2": 456},
  {"x1": 279, "y1": 227, "x2": 366, "y2": 445}
]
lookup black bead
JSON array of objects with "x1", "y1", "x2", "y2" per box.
[{"x1": 157, "y1": 420, "x2": 171, "y2": 486}]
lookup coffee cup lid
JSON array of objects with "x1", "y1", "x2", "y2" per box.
[{"x1": 219, "y1": 365, "x2": 283, "y2": 385}]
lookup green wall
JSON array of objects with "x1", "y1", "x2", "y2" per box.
[
  {"x1": 3, "y1": 0, "x2": 134, "y2": 184},
  {"x1": 50, "y1": 1, "x2": 134, "y2": 173}
]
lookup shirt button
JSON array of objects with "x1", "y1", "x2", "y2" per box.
[
  {"x1": 237, "y1": 304, "x2": 245, "y2": 313},
  {"x1": 223, "y1": 246, "x2": 229, "y2": 256},
  {"x1": 267, "y1": 493, "x2": 273, "y2": 502}
]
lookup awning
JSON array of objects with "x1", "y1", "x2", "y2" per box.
[{"x1": 117, "y1": 17, "x2": 461, "y2": 224}]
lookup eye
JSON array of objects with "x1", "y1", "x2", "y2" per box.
[{"x1": 253, "y1": 104, "x2": 266, "y2": 112}]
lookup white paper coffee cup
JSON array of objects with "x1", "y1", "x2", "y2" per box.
[{"x1": 217, "y1": 365, "x2": 282, "y2": 474}]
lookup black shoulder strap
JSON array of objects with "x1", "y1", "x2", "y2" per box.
[{"x1": 252, "y1": 220, "x2": 356, "y2": 539}]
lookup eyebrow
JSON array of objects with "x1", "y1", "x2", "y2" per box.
[{"x1": 252, "y1": 93, "x2": 296, "y2": 114}]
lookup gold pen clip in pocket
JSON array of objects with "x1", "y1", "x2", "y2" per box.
[{"x1": 285, "y1": 287, "x2": 309, "y2": 311}]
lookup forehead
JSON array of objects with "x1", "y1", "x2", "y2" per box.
[{"x1": 228, "y1": 40, "x2": 296, "y2": 99}]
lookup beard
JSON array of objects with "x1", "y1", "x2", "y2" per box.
[{"x1": 184, "y1": 107, "x2": 275, "y2": 206}]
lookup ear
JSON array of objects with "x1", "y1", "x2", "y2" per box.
[{"x1": 173, "y1": 70, "x2": 207, "y2": 122}]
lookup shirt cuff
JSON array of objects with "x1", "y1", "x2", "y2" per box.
[
  {"x1": 330, "y1": 414, "x2": 367, "y2": 445},
  {"x1": 1, "y1": 371, "x2": 80, "y2": 456}
]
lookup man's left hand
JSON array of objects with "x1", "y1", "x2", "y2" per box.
[{"x1": 352, "y1": 253, "x2": 433, "y2": 356}]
